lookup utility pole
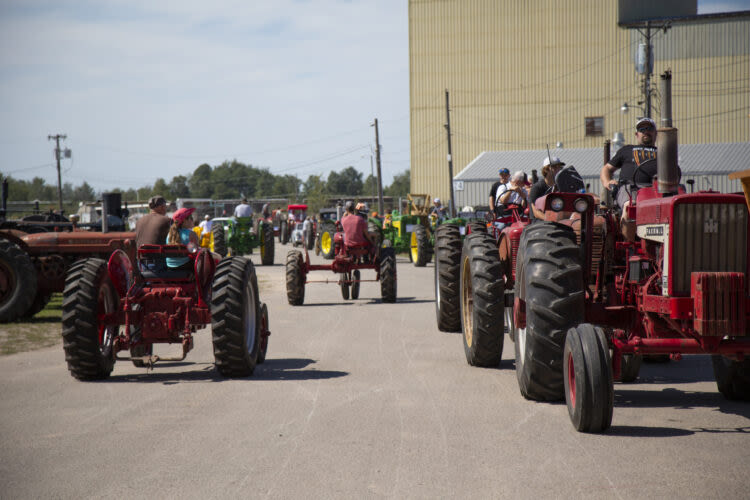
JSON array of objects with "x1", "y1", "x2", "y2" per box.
[
  {"x1": 372, "y1": 119, "x2": 384, "y2": 215},
  {"x1": 370, "y1": 154, "x2": 375, "y2": 201},
  {"x1": 444, "y1": 89, "x2": 455, "y2": 217},
  {"x1": 643, "y1": 24, "x2": 652, "y2": 119},
  {"x1": 48, "y1": 133, "x2": 67, "y2": 212}
]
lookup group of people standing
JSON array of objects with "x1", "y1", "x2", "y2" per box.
[{"x1": 486, "y1": 116, "x2": 661, "y2": 222}]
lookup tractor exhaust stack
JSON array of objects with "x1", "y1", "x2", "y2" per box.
[{"x1": 657, "y1": 70, "x2": 679, "y2": 195}]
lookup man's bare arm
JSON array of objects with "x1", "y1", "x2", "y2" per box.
[{"x1": 600, "y1": 163, "x2": 618, "y2": 191}]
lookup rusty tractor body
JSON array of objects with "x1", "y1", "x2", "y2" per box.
[
  {"x1": 458, "y1": 135, "x2": 750, "y2": 432},
  {"x1": 61, "y1": 245, "x2": 270, "y2": 380},
  {"x1": 0, "y1": 229, "x2": 136, "y2": 322},
  {"x1": 285, "y1": 223, "x2": 397, "y2": 305}
]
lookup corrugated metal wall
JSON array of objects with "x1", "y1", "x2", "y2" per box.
[
  {"x1": 409, "y1": 0, "x2": 750, "y2": 201},
  {"x1": 455, "y1": 175, "x2": 742, "y2": 209}
]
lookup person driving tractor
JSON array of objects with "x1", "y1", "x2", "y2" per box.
[{"x1": 342, "y1": 201, "x2": 375, "y2": 249}]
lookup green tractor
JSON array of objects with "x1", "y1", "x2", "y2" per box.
[
  {"x1": 315, "y1": 207, "x2": 339, "y2": 260},
  {"x1": 210, "y1": 216, "x2": 275, "y2": 265}
]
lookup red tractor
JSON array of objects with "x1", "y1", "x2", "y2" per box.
[
  {"x1": 61, "y1": 245, "x2": 270, "y2": 380},
  {"x1": 459, "y1": 130, "x2": 750, "y2": 433},
  {"x1": 285, "y1": 222, "x2": 397, "y2": 304}
]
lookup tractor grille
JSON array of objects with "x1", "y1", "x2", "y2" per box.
[
  {"x1": 511, "y1": 237, "x2": 520, "y2": 280},
  {"x1": 575, "y1": 227, "x2": 604, "y2": 282},
  {"x1": 672, "y1": 202, "x2": 747, "y2": 295}
]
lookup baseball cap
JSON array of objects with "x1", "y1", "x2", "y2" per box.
[
  {"x1": 172, "y1": 207, "x2": 196, "y2": 224},
  {"x1": 635, "y1": 117, "x2": 656, "y2": 130},
  {"x1": 433, "y1": 197, "x2": 440, "y2": 204},
  {"x1": 148, "y1": 195, "x2": 166, "y2": 209},
  {"x1": 542, "y1": 156, "x2": 565, "y2": 168},
  {"x1": 498, "y1": 168, "x2": 510, "y2": 175}
]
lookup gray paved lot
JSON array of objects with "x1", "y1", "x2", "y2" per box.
[{"x1": 1, "y1": 241, "x2": 749, "y2": 499}]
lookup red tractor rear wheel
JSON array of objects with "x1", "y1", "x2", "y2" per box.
[
  {"x1": 712, "y1": 355, "x2": 750, "y2": 400},
  {"x1": 211, "y1": 257, "x2": 261, "y2": 377},
  {"x1": 61, "y1": 258, "x2": 117, "y2": 380},
  {"x1": 434, "y1": 224, "x2": 462, "y2": 332},
  {"x1": 459, "y1": 232, "x2": 504, "y2": 367},
  {"x1": 0, "y1": 238, "x2": 37, "y2": 322},
  {"x1": 285, "y1": 250, "x2": 305, "y2": 305},
  {"x1": 515, "y1": 222, "x2": 584, "y2": 401}
]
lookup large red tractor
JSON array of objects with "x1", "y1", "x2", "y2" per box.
[
  {"x1": 459, "y1": 129, "x2": 750, "y2": 433},
  {"x1": 285, "y1": 224, "x2": 397, "y2": 305},
  {"x1": 61, "y1": 245, "x2": 270, "y2": 380}
]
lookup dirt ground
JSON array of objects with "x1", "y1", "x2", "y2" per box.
[{"x1": 0, "y1": 294, "x2": 63, "y2": 356}]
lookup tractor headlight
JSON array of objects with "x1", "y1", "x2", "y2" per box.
[
  {"x1": 574, "y1": 198, "x2": 589, "y2": 213},
  {"x1": 550, "y1": 197, "x2": 564, "y2": 212}
]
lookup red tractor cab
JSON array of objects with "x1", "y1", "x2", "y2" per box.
[
  {"x1": 61, "y1": 245, "x2": 270, "y2": 380},
  {"x1": 285, "y1": 218, "x2": 397, "y2": 304}
]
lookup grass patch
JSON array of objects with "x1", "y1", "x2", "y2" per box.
[{"x1": 0, "y1": 294, "x2": 63, "y2": 356}]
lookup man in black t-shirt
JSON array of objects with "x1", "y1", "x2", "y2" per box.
[
  {"x1": 489, "y1": 167, "x2": 511, "y2": 216},
  {"x1": 600, "y1": 117, "x2": 658, "y2": 209}
]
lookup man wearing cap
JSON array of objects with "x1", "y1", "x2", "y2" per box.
[
  {"x1": 234, "y1": 197, "x2": 253, "y2": 218},
  {"x1": 489, "y1": 168, "x2": 511, "y2": 216},
  {"x1": 529, "y1": 157, "x2": 565, "y2": 219},
  {"x1": 600, "y1": 117, "x2": 658, "y2": 209},
  {"x1": 135, "y1": 196, "x2": 171, "y2": 249},
  {"x1": 430, "y1": 198, "x2": 447, "y2": 218}
]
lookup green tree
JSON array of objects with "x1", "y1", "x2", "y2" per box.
[
  {"x1": 169, "y1": 175, "x2": 190, "y2": 198},
  {"x1": 73, "y1": 181, "x2": 97, "y2": 203},
  {"x1": 189, "y1": 163, "x2": 213, "y2": 198},
  {"x1": 327, "y1": 166, "x2": 363, "y2": 195},
  {"x1": 152, "y1": 178, "x2": 171, "y2": 200},
  {"x1": 363, "y1": 174, "x2": 378, "y2": 198},
  {"x1": 385, "y1": 169, "x2": 410, "y2": 198},
  {"x1": 302, "y1": 174, "x2": 328, "y2": 213}
]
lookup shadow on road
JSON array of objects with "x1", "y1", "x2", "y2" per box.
[
  {"x1": 605, "y1": 426, "x2": 695, "y2": 437},
  {"x1": 102, "y1": 358, "x2": 348, "y2": 383},
  {"x1": 254, "y1": 358, "x2": 348, "y2": 381},
  {"x1": 296, "y1": 302, "x2": 354, "y2": 307},
  {"x1": 614, "y1": 386, "x2": 750, "y2": 426},
  {"x1": 363, "y1": 296, "x2": 435, "y2": 305}
]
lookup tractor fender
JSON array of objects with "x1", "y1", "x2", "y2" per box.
[{"x1": 0, "y1": 230, "x2": 30, "y2": 252}]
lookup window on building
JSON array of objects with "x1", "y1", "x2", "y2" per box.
[{"x1": 585, "y1": 116, "x2": 604, "y2": 137}]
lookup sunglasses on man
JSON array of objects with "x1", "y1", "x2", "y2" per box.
[{"x1": 637, "y1": 126, "x2": 655, "y2": 133}]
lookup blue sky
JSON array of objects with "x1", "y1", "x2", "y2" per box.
[{"x1": 0, "y1": 0, "x2": 409, "y2": 192}]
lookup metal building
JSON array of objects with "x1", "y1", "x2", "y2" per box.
[
  {"x1": 409, "y1": 0, "x2": 750, "y2": 203},
  {"x1": 453, "y1": 142, "x2": 750, "y2": 209}
]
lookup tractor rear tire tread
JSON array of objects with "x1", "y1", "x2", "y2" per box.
[
  {"x1": 460, "y1": 232, "x2": 504, "y2": 367},
  {"x1": 380, "y1": 246, "x2": 397, "y2": 303},
  {"x1": 261, "y1": 221, "x2": 275, "y2": 265},
  {"x1": 211, "y1": 257, "x2": 261, "y2": 377},
  {"x1": 434, "y1": 224, "x2": 462, "y2": 332},
  {"x1": 61, "y1": 258, "x2": 116, "y2": 380},
  {"x1": 0, "y1": 239, "x2": 37, "y2": 322},
  {"x1": 286, "y1": 250, "x2": 305, "y2": 305}
]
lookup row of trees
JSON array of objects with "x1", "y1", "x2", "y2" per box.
[{"x1": 1, "y1": 161, "x2": 410, "y2": 210}]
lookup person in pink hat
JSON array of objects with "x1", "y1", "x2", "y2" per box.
[{"x1": 166, "y1": 207, "x2": 199, "y2": 269}]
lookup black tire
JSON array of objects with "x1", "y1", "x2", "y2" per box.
[
  {"x1": 504, "y1": 301, "x2": 517, "y2": 343},
  {"x1": 411, "y1": 225, "x2": 432, "y2": 267},
  {"x1": 306, "y1": 225, "x2": 315, "y2": 250},
  {"x1": 712, "y1": 355, "x2": 750, "y2": 400},
  {"x1": 258, "y1": 303, "x2": 269, "y2": 364},
  {"x1": 130, "y1": 343, "x2": 152, "y2": 368},
  {"x1": 515, "y1": 222, "x2": 584, "y2": 401},
  {"x1": 211, "y1": 257, "x2": 261, "y2": 377},
  {"x1": 379, "y1": 242, "x2": 397, "y2": 303},
  {"x1": 260, "y1": 221, "x2": 275, "y2": 266},
  {"x1": 564, "y1": 323, "x2": 614, "y2": 433},
  {"x1": 467, "y1": 221, "x2": 487, "y2": 234},
  {"x1": 320, "y1": 226, "x2": 336, "y2": 260},
  {"x1": 61, "y1": 259, "x2": 117, "y2": 380},
  {"x1": 619, "y1": 354, "x2": 642, "y2": 383},
  {"x1": 351, "y1": 269, "x2": 360, "y2": 300},
  {"x1": 212, "y1": 224, "x2": 227, "y2": 258},
  {"x1": 434, "y1": 224, "x2": 462, "y2": 332},
  {"x1": 281, "y1": 220, "x2": 290, "y2": 245},
  {"x1": 340, "y1": 273, "x2": 350, "y2": 300},
  {"x1": 286, "y1": 250, "x2": 305, "y2": 305},
  {"x1": 279, "y1": 220, "x2": 287, "y2": 245},
  {"x1": 460, "y1": 232, "x2": 504, "y2": 366},
  {"x1": 21, "y1": 291, "x2": 53, "y2": 319},
  {"x1": 0, "y1": 239, "x2": 37, "y2": 322}
]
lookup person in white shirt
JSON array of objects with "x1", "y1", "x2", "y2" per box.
[
  {"x1": 199, "y1": 214, "x2": 212, "y2": 232},
  {"x1": 234, "y1": 198, "x2": 253, "y2": 218},
  {"x1": 497, "y1": 170, "x2": 528, "y2": 209}
]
